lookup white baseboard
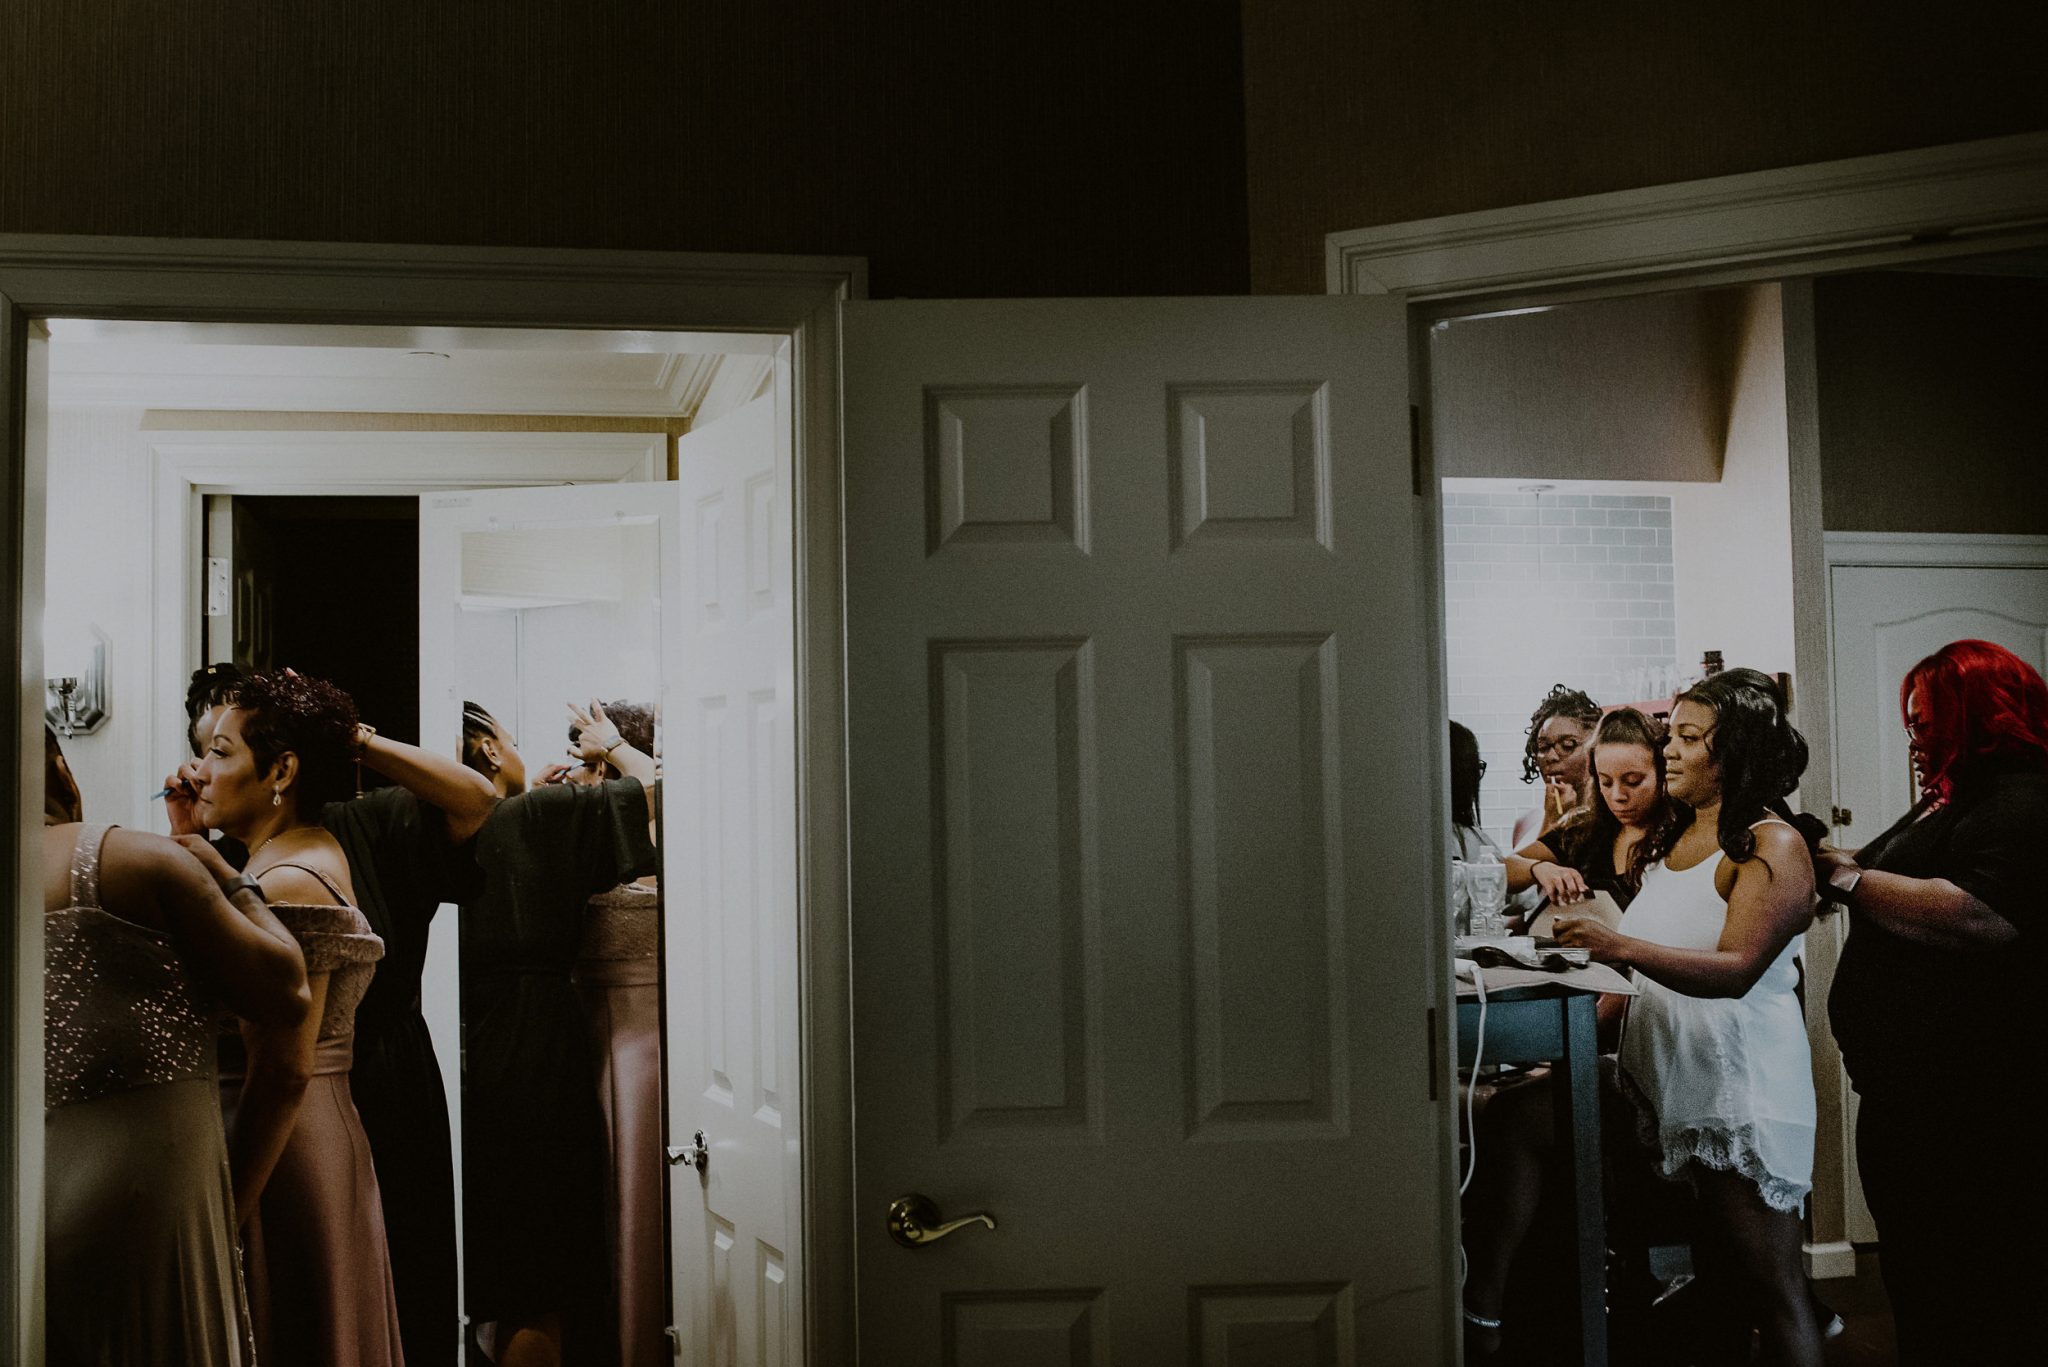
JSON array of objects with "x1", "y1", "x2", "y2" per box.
[{"x1": 1803, "y1": 1239, "x2": 1858, "y2": 1280}]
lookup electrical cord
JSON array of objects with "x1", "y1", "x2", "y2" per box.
[{"x1": 1456, "y1": 958, "x2": 1487, "y2": 1296}]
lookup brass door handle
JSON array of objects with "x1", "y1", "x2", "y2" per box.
[{"x1": 887, "y1": 1193, "x2": 996, "y2": 1248}]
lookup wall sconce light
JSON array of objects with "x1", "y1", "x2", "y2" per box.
[{"x1": 46, "y1": 623, "x2": 111, "y2": 738}]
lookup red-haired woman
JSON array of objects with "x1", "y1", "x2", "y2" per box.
[{"x1": 1822, "y1": 639, "x2": 2048, "y2": 1365}]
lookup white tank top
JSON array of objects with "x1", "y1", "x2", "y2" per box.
[{"x1": 1617, "y1": 820, "x2": 1815, "y2": 1212}]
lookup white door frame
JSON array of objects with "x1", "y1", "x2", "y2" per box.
[
  {"x1": 1331, "y1": 131, "x2": 2048, "y2": 1282},
  {"x1": 0, "y1": 236, "x2": 862, "y2": 1367},
  {"x1": 145, "y1": 430, "x2": 663, "y2": 841}
]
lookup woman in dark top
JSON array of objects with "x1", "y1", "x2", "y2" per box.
[
  {"x1": 458, "y1": 701, "x2": 660, "y2": 1367},
  {"x1": 1510, "y1": 684, "x2": 1603, "y2": 848},
  {"x1": 1462, "y1": 707, "x2": 1672, "y2": 1357},
  {"x1": 169, "y1": 663, "x2": 496, "y2": 1367},
  {"x1": 1822, "y1": 639, "x2": 2048, "y2": 1365},
  {"x1": 1507, "y1": 705, "x2": 1671, "y2": 915}
]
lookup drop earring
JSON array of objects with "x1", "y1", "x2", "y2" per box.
[{"x1": 272, "y1": 787, "x2": 283, "y2": 808}]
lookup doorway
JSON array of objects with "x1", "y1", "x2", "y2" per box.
[
  {"x1": 215, "y1": 495, "x2": 421, "y2": 745},
  {"x1": 31, "y1": 314, "x2": 810, "y2": 1367}
]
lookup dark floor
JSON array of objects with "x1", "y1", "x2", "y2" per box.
[{"x1": 1815, "y1": 1248, "x2": 1896, "y2": 1366}]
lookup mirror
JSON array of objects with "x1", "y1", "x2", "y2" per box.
[{"x1": 453, "y1": 515, "x2": 666, "y2": 1363}]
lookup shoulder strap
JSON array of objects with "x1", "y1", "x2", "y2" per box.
[
  {"x1": 260, "y1": 860, "x2": 355, "y2": 907},
  {"x1": 68, "y1": 823, "x2": 116, "y2": 909}
]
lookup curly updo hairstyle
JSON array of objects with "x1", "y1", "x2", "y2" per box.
[
  {"x1": 1666, "y1": 667, "x2": 1824, "y2": 866},
  {"x1": 228, "y1": 670, "x2": 360, "y2": 816},
  {"x1": 1520, "y1": 684, "x2": 1602, "y2": 783},
  {"x1": 568, "y1": 699, "x2": 656, "y2": 777}
]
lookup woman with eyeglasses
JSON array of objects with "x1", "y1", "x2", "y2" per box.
[
  {"x1": 1506, "y1": 706, "x2": 1673, "y2": 915},
  {"x1": 1554, "y1": 669, "x2": 1824, "y2": 1366},
  {"x1": 1449, "y1": 721, "x2": 1501, "y2": 862},
  {"x1": 1510, "y1": 685, "x2": 1602, "y2": 848},
  {"x1": 1820, "y1": 640, "x2": 2048, "y2": 1365}
]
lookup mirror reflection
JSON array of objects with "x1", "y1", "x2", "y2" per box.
[{"x1": 453, "y1": 519, "x2": 665, "y2": 1366}]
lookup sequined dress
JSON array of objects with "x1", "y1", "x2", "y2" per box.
[
  {"x1": 218, "y1": 861, "x2": 403, "y2": 1367},
  {"x1": 44, "y1": 823, "x2": 256, "y2": 1367}
]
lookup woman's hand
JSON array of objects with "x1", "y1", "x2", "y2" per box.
[
  {"x1": 173, "y1": 831, "x2": 236, "y2": 885},
  {"x1": 533, "y1": 760, "x2": 578, "y2": 787},
  {"x1": 163, "y1": 760, "x2": 205, "y2": 837},
  {"x1": 568, "y1": 699, "x2": 623, "y2": 764},
  {"x1": 1552, "y1": 912, "x2": 1629, "y2": 963},
  {"x1": 1532, "y1": 860, "x2": 1589, "y2": 905},
  {"x1": 1538, "y1": 778, "x2": 1579, "y2": 833}
]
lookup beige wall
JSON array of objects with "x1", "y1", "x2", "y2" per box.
[
  {"x1": 1671, "y1": 286, "x2": 1796, "y2": 677},
  {"x1": 1429, "y1": 290, "x2": 1739, "y2": 483},
  {"x1": 1814, "y1": 271, "x2": 2048, "y2": 534}
]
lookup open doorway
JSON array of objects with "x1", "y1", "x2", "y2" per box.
[
  {"x1": 1433, "y1": 284, "x2": 1797, "y2": 851},
  {"x1": 36, "y1": 319, "x2": 799, "y2": 1367},
  {"x1": 216, "y1": 495, "x2": 421, "y2": 745}
]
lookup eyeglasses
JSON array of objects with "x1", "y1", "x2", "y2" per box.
[
  {"x1": 1904, "y1": 716, "x2": 1933, "y2": 740},
  {"x1": 1533, "y1": 737, "x2": 1581, "y2": 760},
  {"x1": 1476, "y1": 758, "x2": 1489, "y2": 779}
]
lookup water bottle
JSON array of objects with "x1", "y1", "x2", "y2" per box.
[{"x1": 1467, "y1": 856, "x2": 1508, "y2": 939}]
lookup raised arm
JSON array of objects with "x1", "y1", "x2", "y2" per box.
[
  {"x1": 1561, "y1": 824, "x2": 1814, "y2": 998},
  {"x1": 570, "y1": 700, "x2": 659, "y2": 824},
  {"x1": 90, "y1": 828, "x2": 311, "y2": 1029},
  {"x1": 356, "y1": 724, "x2": 498, "y2": 843}
]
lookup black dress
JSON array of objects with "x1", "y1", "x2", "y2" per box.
[
  {"x1": 459, "y1": 779, "x2": 658, "y2": 1357},
  {"x1": 322, "y1": 785, "x2": 468, "y2": 1367},
  {"x1": 1828, "y1": 761, "x2": 2046, "y2": 1365}
]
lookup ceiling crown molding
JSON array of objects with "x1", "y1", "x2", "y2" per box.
[{"x1": 1327, "y1": 131, "x2": 2048, "y2": 300}]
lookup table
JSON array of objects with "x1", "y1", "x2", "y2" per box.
[{"x1": 1457, "y1": 981, "x2": 1606, "y2": 1367}]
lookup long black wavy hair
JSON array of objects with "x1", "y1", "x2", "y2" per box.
[
  {"x1": 1520, "y1": 684, "x2": 1602, "y2": 783},
  {"x1": 1449, "y1": 720, "x2": 1484, "y2": 829},
  {"x1": 1658, "y1": 667, "x2": 1824, "y2": 866}
]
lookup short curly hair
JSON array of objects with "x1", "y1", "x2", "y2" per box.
[
  {"x1": 1520, "y1": 684, "x2": 1602, "y2": 783},
  {"x1": 227, "y1": 670, "x2": 360, "y2": 815},
  {"x1": 568, "y1": 699, "x2": 656, "y2": 776}
]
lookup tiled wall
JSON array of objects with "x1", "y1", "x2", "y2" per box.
[{"x1": 1443, "y1": 490, "x2": 1678, "y2": 847}]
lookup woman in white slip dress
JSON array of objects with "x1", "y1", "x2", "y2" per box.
[{"x1": 1555, "y1": 668, "x2": 1824, "y2": 1367}]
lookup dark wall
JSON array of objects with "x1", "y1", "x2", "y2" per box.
[
  {"x1": 1813, "y1": 270, "x2": 2048, "y2": 535},
  {"x1": 8, "y1": 5, "x2": 2048, "y2": 301},
  {"x1": 1241, "y1": 2, "x2": 2048, "y2": 293},
  {"x1": 0, "y1": 1, "x2": 1250, "y2": 299}
]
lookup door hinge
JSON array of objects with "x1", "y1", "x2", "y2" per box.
[
  {"x1": 1409, "y1": 404, "x2": 1425, "y2": 497},
  {"x1": 1830, "y1": 806, "x2": 1853, "y2": 827},
  {"x1": 1426, "y1": 1005, "x2": 1439, "y2": 1101}
]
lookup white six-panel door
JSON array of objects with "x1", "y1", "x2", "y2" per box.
[
  {"x1": 665, "y1": 386, "x2": 803, "y2": 1367},
  {"x1": 844, "y1": 298, "x2": 1447, "y2": 1363}
]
